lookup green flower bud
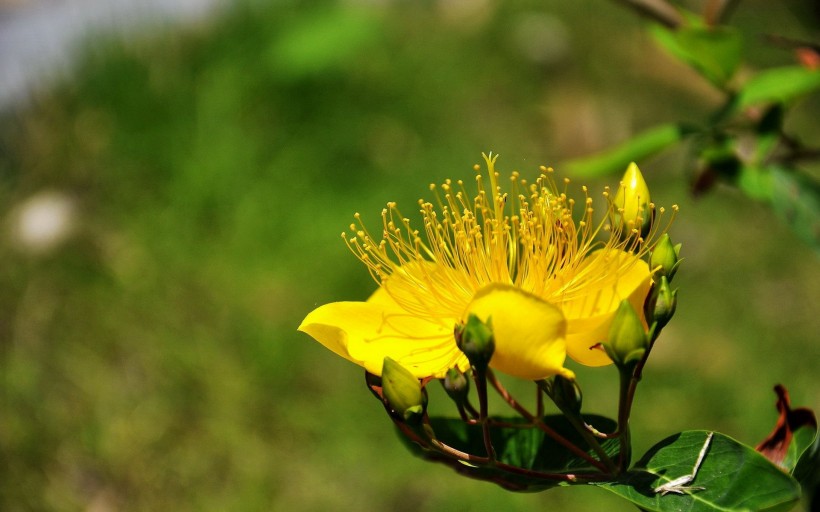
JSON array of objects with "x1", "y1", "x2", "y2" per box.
[
  {"x1": 454, "y1": 314, "x2": 495, "y2": 370},
  {"x1": 542, "y1": 374, "x2": 583, "y2": 416},
  {"x1": 442, "y1": 368, "x2": 470, "y2": 405},
  {"x1": 604, "y1": 300, "x2": 648, "y2": 369},
  {"x1": 649, "y1": 234, "x2": 681, "y2": 281},
  {"x1": 381, "y1": 357, "x2": 427, "y2": 422},
  {"x1": 614, "y1": 162, "x2": 652, "y2": 235},
  {"x1": 645, "y1": 276, "x2": 677, "y2": 331}
]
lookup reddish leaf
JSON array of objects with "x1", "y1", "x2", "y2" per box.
[{"x1": 756, "y1": 384, "x2": 817, "y2": 468}]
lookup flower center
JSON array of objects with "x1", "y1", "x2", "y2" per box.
[{"x1": 343, "y1": 154, "x2": 677, "y2": 323}]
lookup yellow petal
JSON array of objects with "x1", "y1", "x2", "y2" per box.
[
  {"x1": 298, "y1": 300, "x2": 467, "y2": 379},
  {"x1": 561, "y1": 251, "x2": 652, "y2": 366},
  {"x1": 371, "y1": 260, "x2": 469, "y2": 320},
  {"x1": 366, "y1": 285, "x2": 397, "y2": 307},
  {"x1": 465, "y1": 284, "x2": 570, "y2": 380}
]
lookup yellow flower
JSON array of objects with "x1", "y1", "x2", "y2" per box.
[{"x1": 299, "y1": 154, "x2": 676, "y2": 380}]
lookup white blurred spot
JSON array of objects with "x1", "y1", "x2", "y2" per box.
[
  {"x1": 0, "y1": 0, "x2": 223, "y2": 109},
  {"x1": 9, "y1": 190, "x2": 77, "y2": 254}
]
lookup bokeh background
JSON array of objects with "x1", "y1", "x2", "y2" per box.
[{"x1": 1, "y1": 0, "x2": 818, "y2": 510}]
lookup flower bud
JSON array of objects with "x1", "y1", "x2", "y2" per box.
[
  {"x1": 382, "y1": 357, "x2": 427, "y2": 422},
  {"x1": 603, "y1": 300, "x2": 648, "y2": 368},
  {"x1": 454, "y1": 314, "x2": 495, "y2": 370},
  {"x1": 649, "y1": 234, "x2": 681, "y2": 281},
  {"x1": 442, "y1": 367, "x2": 470, "y2": 405},
  {"x1": 645, "y1": 275, "x2": 677, "y2": 331},
  {"x1": 614, "y1": 162, "x2": 652, "y2": 235},
  {"x1": 542, "y1": 374, "x2": 583, "y2": 416}
]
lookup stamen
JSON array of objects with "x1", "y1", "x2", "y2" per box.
[{"x1": 345, "y1": 158, "x2": 676, "y2": 326}]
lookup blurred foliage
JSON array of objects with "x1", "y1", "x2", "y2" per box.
[
  {"x1": 0, "y1": 0, "x2": 818, "y2": 511},
  {"x1": 564, "y1": 2, "x2": 820, "y2": 250}
]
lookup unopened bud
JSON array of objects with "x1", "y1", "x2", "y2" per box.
[
  {"x1": 604, "y1": 300, "x2": 648, "y2": 368},
  {"x1": 454, "y1": 314, "x2": 495, "y2": 370},
  {"x1": 614, "y1": 162, "x2": 652, "y2": 235},
  {"x1": 381, "y1": 357, "x2": 426, "y2": 422},
  {"x1": 442, "y1": 368, "x2": 470, "y2": 404},
  {"x1": 542, "y1": 374, "x2": 583, "y2": 416},
  {"x1": 645, "y1": 276, "x2": 677, "y2": 331},
  {"x1": 650, "y1": 234, "x2": 681, "y2": 281}
]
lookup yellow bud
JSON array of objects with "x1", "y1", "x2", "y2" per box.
[
  {"x1": 614, "y1": 162, "x2": 652, "y2": 234},
  {"x1": 382, "y1": 357, "x2": 426, "y2": 422},
  {"x1": 603, "y1": 300, "x2": 648, "y2": 368}
]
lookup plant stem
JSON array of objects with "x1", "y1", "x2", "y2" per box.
[
  {"x1": 704, "y1": 0, "x2": 740, "y2": 25},
  {"x1": 536, "y1": 379, "x2": 620, "y2": 474},
  {"x1": 616, "y1": 323, "x2": 665, "y2": 470},
  {"x1": 473, "y1": 367, "x2": 497, "y2": 461},
  {"x1": 611, "y1": 0, "x2": 683, "y2": 28},
  {"x1": 563, "y1": 408, "x2": 620, "y2": 474},
  {"x1": 616, "y1": 367, "x2": 633, "y2": 470},
  {"x1": 487, "y1": 370, "x2": 611, "y2": 473},
  {"x1": 417, "y1": 415, "x2": 611, "y2": 485}
]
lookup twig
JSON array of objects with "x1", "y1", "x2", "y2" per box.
[
  {"x1": 487, "y1": 370, "x2": 612, "y2": 473},
  {"x1": 473, "y1": 368, "x2": 497, "y2": 461},
  {"x1": 611, "y1": 0, "x2": 683, "y2": 29},
  {"x1": 704, "y1": 0, "x2": 741, "y2": 26}
]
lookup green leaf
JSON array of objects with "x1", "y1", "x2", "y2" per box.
[
  {"x1": 791, "y1": 422, "x2": 819, "y2": 481},
  {"x1": 651, "y1": 23, "x2": 743, "y2": 88},
  {"x1": 735, "y1": 66, "x2": 820, "y2": 110},
  {"x1": 769, "y1": 167, "x2": 820, "y2": 250},
  {"x1": 737, "y1": 165, "x2": 773, "y2": 201},
  {"x1": 754, "y1": 105, "x2": 784, "y2": 161},
  {"x1": 268, "y1": 7, "x2": 381, "y2": 80},
  {"x1": 400, "y1": 414, "x2": 619, "y2": 491},
  {"x1": 597, "y1": 431, "x2": 802, "y2": 512},
  {"x1": 794, "y1": 428, "x2": 820, "y2": 509},
  {"x1": 562, "y1": 123, "x2": 693, "y2": 178}
]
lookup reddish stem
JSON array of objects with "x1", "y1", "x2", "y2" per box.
[{"x1": 487, "y1": 370, "x2": 611, "y2": 473}]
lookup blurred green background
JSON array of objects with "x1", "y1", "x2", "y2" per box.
[{"x1": 1, "y1": 1, "x2": 818, "y2": 510}]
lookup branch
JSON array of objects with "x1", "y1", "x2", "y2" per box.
[
  {"x1": 612, "y1": 0, "x2": 683, "y2": 29},
  {"x1": 704, "y1": 0, "x2": 741, "y2": 26}
]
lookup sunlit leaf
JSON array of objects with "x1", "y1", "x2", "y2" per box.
[
  {"x1": 269, "y1": 7, "x2": 381, "y2": 79},
  {"x1": 562, "y1": 123, "x2": 694, "y2": 178},
  {"x1": 735, "y1": 66, "x2": 820, "y2": 110},
  {"x1": 400, "y1": 414, "x2": 619, "y2": 491},
  {"x1": 597, "y1": 431, "x2": 802, "y2": 512},
  {"x1": 651, "y1": 23, "x2": 743, "y2": 88},
  {"x1": 737, "y1": 165, "x2": 773, "y2": 201}
]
